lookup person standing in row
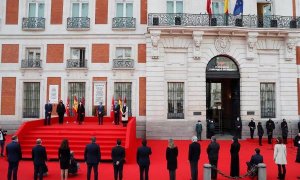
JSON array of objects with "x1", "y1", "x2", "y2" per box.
[
  {"x1": 0, "y1": 125, "x2": 7, "y2": 157},
  {"x1": 84, "y1": 137, "x2": 101, "y2": 180},
  {"x1": 274, "y1": 137, "x2": 287, "y2": 180},
  {"x1": 188, "y1": 136, "x2": 200, "y2": 180},
  {"x1": 195, "y1": 120, "x2": 202, "y2": 141},
  {"x1": 207, "y1": 136, "x2": 220, "y2": 180},
  {"x1": 32, "y1": 138, "x2": 47, "y2": 180},
  {"x1": 235, "y1": 117, "x2": 242, "y2": 139},
  {"x1": 257, "y1": 122, "x2": 264, "y2": 146},
  {"x1": 266, "y1": 119, "x2": 275, "y2": 144},
  {"x1": 77, "y1": 101, "x2": 85, "y2": 125},
  {"x1": 281, "y1": 119, "x2": 288, "y2": 144},
  {"x1": 44, "y1": 100, "x2": 52, "y2": 126},
  {"x1": 137, "y1": 139, "x2": 152, "y2": 180},
  {"x1": 166, "y1": 139, "x2": 178, "y2": 180},
  {"x1": 295, "y1": 133, "x2": 300, "y2": 163},
  {"x1": 58, "y1": 139, "x2": 71, "y2": 180},
  {"x1": 298, "y1": 120, "x2": 300, "y2": 133},
  {"x1": 6, "y1": 135, "x2": 22, "y2": 180},
  {"x1": 121, "y1": 103, "x2": 128, "y2": 127},
  {"x1": 97, "y1": 102, "x2": 105, "y2": 125},
  {"x1": 230, "y1": 137, "x2": 240, "y2": 178},
  {"x1": 248, "y1": 119, "x2": 256, "y2": 139},
  {"x1": 111, "y1": 139, "x2": 125, "y2": 180},
  {"x1": 114, "y1": 101, "x2": 120, "y2": 125},
  {"x1": 56, "y1": 100, "x2": 66, "y2": 124}
]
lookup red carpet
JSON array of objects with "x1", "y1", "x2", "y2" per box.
[{"x1": 1, "y1": 137, "x2": 299, "y2": 179}]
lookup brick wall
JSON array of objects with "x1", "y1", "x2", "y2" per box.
[
  {"x1": 139, "y1": 77, "x2": 146, "y2": 116},
  {"x1": 92, "y1": 44, "x2": 109, "y2": 63},
  {"x1": 50, "y1": 0, "x2": 63, "y2": 24},
  {"x1": 138, "y1": 44, "x2": 146, "y2": 63},
  {"x1": 95, "y1": 0, "x2": 108, "y2": 24},
  {"x1": 1, "y1": 77, "x2": 16, "y2": 115},
  {"x1": 5, "y1": 0, "x2": 19, "y2": 24},
  {"x1": 47, "y1": 44, "x2": 64, "y2": 63},
  {"x1": 1, "y1": 44, "x2": 19, "y2": 63},
  {"x1": 140, "y1": 0, "x2": 147, "y2": 24}
]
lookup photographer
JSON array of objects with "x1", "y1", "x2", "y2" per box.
[{"x1": 0, "y1": 125, "x2": 7, "y2": 157}]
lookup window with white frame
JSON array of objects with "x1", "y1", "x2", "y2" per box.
[
  {"x1": 71, "y1": 2, "x2": 89, "y2": 17},
  {"x1": 260, "y1": 83, "x2": 276, "y2": 118},
  {"x1": 26, "y1": 48, "x2": 41, "y2": 60},
  {"x1": 168, "y1": 82, "x2": 184, "y2": 119},
  {"x1": 28, "y1": 2, "x2": 45, "y2": 17},
  {"x1": 70, "y1": 48, "x2": 86, "y2": 67},
  {"x1": 23, "y1": 82, "x2": 40, "y2": 118},
  {"x1": 212, "y1": 0, "x2": 224, "y2": 14},
  {"x1": 115, "y1": 47, "x2": 132, "y2": 59},
  {"x1": 166, "y1": 0, "x2": 183, "y2": 13},
  {"x1": 116, "y1": 1, "x2": 133, "y2": 17}
]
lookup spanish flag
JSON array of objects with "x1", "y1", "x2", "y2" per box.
[
  {"x1": 118, "y1": 97, "x2": 123, "y2": 113},
  {"x1": 73, "y1": 96, "x2": 78, "y2": 113},
  {"x1": 224, "y1": 0, "x2": 229, "y2": 14}
]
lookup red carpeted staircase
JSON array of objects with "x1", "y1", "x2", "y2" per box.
[{"x1": 16, "y1": 117, "x2": 136, "y2": 162}]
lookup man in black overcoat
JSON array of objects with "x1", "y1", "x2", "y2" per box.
[
  {"x1": 32, "y1": 138, "x2": 47, "y2": 180},
  {"x1": 114, "y1": 101, "x2": 120, "y2": 125},
  {"x1": 84, "y1": 137, "x2": 101, "y2": 180},
  {"x1": 6, "y1": 135, "x2": 22, "y2": 180},
  {"x1": 235, "y1": 117, "x2": 242, "y2": 139},
  {"x1": 266, "y1": 119, "x2": 275, "y2": 144},
  {"x1": 97, "y1": 102, "x2": 105, "y2": 125},
  {"x1": 248, "y1": 118, "x2": 256, "y2": 139},
  {"x1": 56, "y1": 100, "x2": 66, "y2": 124},
  {"x1": 111, "y1": 139, "x2": 125, "y2": 180},
  {"x1": 207, "y1": 136, "x2": 220, "y2": 180},
  {"x1": 188, "y1": 136, "x2": 200, "y2": 180},
  {"x1": 281, "y1": 119, "x2": 288, "y2": 144},
  {"x1": 136, "y1": 139, "x2": 152, "y2": 180},
  {"x1": 77, "y1": 101, "x2": 85, "y2": 125},
  {"x1": 44, "y1": 100, "x2": 52, "y2": 125}
]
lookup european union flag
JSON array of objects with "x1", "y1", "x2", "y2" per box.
[{"x1": 233, "y1": 0, "x2": 243, "y2": 16}]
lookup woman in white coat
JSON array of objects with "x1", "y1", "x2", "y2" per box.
[
  {"x1": 121, "y1": 103, "x2": 128, "y2": 127},
  {"x1": 274, "y1": 137, "x2": 287, "y2": 180}
]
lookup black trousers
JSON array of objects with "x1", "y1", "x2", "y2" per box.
[
  {"x1": 267, "y1": 132, "x2": 273, "y2": 144},
  {"x1": 196, "y1": 132, "x2": 201, "y2": 141},
  {"x1": 0, "y1": 140, "x2": 5, "y2": 155},
  {"x1": 44, "y1": 113, "x2": 51, "y2": 125},
  {"x1": 189, "y1": 161, "x2": 198, "y2": 180},
  {"x1": 98, "y1": 116, "x2": 104, "y2": 125},
  {"x1": 139, "y1": 165, "x2": 149, "y2": 180},
  {"x1": 7, "y1": 161, "x2": 19, "y2": 180},
  {"x1": 113, "y1": 163, "x2": 124, "y2": 180},
  {"x1": 87, "y1": 163, "x2": 98, "y2": 180},
  {"x1": 282, "y1": 135, "x2": 287, "y2": 144},
  {"x1": 169, "y1": 170, "x2": 176, "y2": 180},
  {"x1": 209, "y1": 158, "x2": 218, "y2": 179},
  {"x1": 33, "y1": 164, "x2": 43, "y2": 180},
  {"x1": 114, "y1": 114, "x2": 120, "y2": 125},
  {"x1": 58, "y1": 114, "x2": 64, "y2": 124},
  {"x1": 250, "y1": 129, "x2": 254, "y2": 139},
  {"x1": 277, "y1": 164, "x2": 286, "y2": 179},
  {"x1": 259, "y1": 136, "x2": 262, "y2": 145}
]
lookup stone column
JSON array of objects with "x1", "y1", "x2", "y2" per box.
[
  {"x1": 258, "y1": 163, "x2": 266, "y2": 180},
  {"x1": 203, "y1": 163, "x2": 211, "y2": 180}
]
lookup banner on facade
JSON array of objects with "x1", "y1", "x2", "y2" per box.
[
  {"x1": 94, "y1": 82, "x2": 106, "y2": 105},
  {"x1": 49, "y1": 85, "x2": 59, "y2": 104}
]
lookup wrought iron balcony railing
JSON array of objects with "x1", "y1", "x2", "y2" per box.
[
  {"x1": 112, "y1": 17, "x2": 136, "y2": 29},
  {"x1": 22, "y1": 17, "x2": 45, "y2": 30},
  {"x1": 67, "y1": 17, "x2": 90, "y2": 30},
  {"x1": 66, "y1": 59, "x2": 87, "y2": 68},
  {"x1": 112, "y1": 59, "x2": 134, "y2": 69},
  {"x1": 21, "y1": 59, "x2": 42, "y2": 68},
  {"x1": 148, "y1": 13, "x2": 300, "y2": 29}
]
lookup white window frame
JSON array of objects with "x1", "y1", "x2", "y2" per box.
[
  {"x1": 27, "y1": 1, "x2": 45, "y2": 17},
  {"x1": 26, "y1": 48, "x2": 41, "y2": 60},
  {"x1": 115, "y1": 47, "x2": 132, "y2": 59},
  {"x1": 166, "y1": 0, "x2": 183, "y2": 13},
  {"x1": 70, "y1": 47, "x2": 86, "y2": 60},
  {"x1": 115, "y1": 1, "x2": 134, "y2": 17},
  {"x1": 71, "y1": 1, "x2": 89, "y2": 17}
]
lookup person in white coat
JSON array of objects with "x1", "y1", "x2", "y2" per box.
[
  {"x1": 121, "y1": 103, "x2": 128, "y2": 127},
  {"x1": 274, "y1": 137, "x2": 287, "y2": 180}
]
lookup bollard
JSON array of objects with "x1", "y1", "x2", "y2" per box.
[
  {"x1": 203, "y1": 163, "x2": 211, "y2": 180},
  {"x1": 258, "y1": 163, "x2": 267, "y2": 180}
]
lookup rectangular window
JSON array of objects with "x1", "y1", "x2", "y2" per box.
[
  {"x1": 26, "y1": 48, "x2": 41, "y2": 60},
  {"x1": 68, "y1": 82, "x2": 86, "y2": 116},
  {"x1": 260, "y1": 83, "x2": 276, "y2": 118},
  {"x1": 212, "y1": 0, "x2": 224, "y2": 14},
  {"x1": 257, "y1": 3, "x2": 272, "y2": 17},
  {"x1": 115, "y1": 47, "x2": 132, "y2": 59},
  {"x1": 168, "y1": 82, "x2": 184, "y2": 119},
  {"x1": 23, "y1": 82, "x2": 40, "y2": 118},
  {"x1": 28, "y1": 2, "x2": 45, "y2": 17},
  {"x1": 71, "y1": 48, "x2": 86, "y2": 67},
  {"x1": 116, "y1": 2, "x2": 133, "y2": 17},
  {"x1": 72, "y1": 2, "x2": 89, "y2": 17},
  {"x1": 167, "y1": 0, "x2": 183, "y2": 13},
  {"x1": 114, "y1": 82, "x2": 132, "y2": 116}
]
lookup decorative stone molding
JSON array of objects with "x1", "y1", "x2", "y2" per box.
[
  {"x1": 246, "y1": 32, "x2": 258, "y2": 60},
  {"x1": 150, "y1": 30, "x2": 161, "y2": 59},
  {"x1": 193, "y1": 31, "x2": 204, "y2": 59},
  {"x1": 215, "y1": 36, "x2": 231, "y2": 53},
  {"x1": 285, "y1": 33, "x2": 298, "y2": 61}
]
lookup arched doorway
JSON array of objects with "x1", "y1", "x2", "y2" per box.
[{"x1": 206, "y1": 55, "x2": 240, "y2": 135}]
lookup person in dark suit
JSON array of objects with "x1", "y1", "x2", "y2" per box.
[
  {"x1": 188, "y1": 136, "x2": 200, "y2": 180},
  {"x1": 230, "y1": 136, "x2": 240, "y2": 178},
  {"x1": 44, "y1": 100, "x2": 52, "y2": 125},
  {"x1": 114, "y1": 101, "x2": 120, "y2": 125},
  {"x1": 294, "y1": 133, "x2": 300, "y2": 163},
  {"x1": 137, "y1": 139, "x2": 152, "y2": 180},
  {"x1": 56, "y1": 100, "x2": 66, "y2": 124},
  {"x1": 298, "y1": 120, "x2": 300, "y2": 133},
  {"x1": 32, "y1": 138, "x2": 47, "y2": 180},
  {"x1": 111, "y1": 139, "x2": 125, "y2": 180},
  {"x1": 281, "y1": 119, "x2": 288, "y2": 144},
  {"x1": 77, "y1": 101, "x2": 85, "y2": 125},
  {"x1": 58, "y1": 139, "x2": 71, "y2": 180},
  {"x1": 248, "y1": 118, "x2": 256, "y2": 139},
  {"x1": 266, "y1": 118, "x2": 275, "y2": 144},
  {"x1": 257, "y1": 122, "x2": 264, "y2": 146},
  {"x1": 207, "y1": 136, "x2": 220, "y2": 180},
  {"x1": 97, "y1": 102, "x2": 105, "y2": 125},
  {"x1": 166, "y1": 139, "x2": 178, "y2": 180},
  {"x1": 0, "y1": 125, "x2": 7, "y2": 156},
  {"x1": 84, "y1": 137, "x2": 101, "y2": 180},
  {"x1": 235, "y1": 117, "x2": 242, "y2": 139},
  {"x1": 195, "y1": 120, "x2": 202, "y2": 141},
  {"x1": 6, "y1": 135, "x2": 22, "y2": 180},
  {"x1": 246, "y1": 148, "x2": 263, "y2": 177}
]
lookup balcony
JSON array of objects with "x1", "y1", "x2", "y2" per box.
[
  {"x1": 67, "y1": 17, "x2": 90, "y2": 30},
  {"x1": 112, "y1": 59, "x2": 134, "y2": 69},
  {"x1": 22, "y1": 17, "x2": 45, "y2": 30},
  {"x1": 112, "y1": 17, "x2": 136, "y2": 30},
  {"x1": 148, "y1": 13, "x2": 300, "y2": 29},
  {"x1": 66, "y1": 59, "x2": 87, "y2": 69},
  {"x1": 21, "y1": 59, "x2": 42, "y2": 68}
]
